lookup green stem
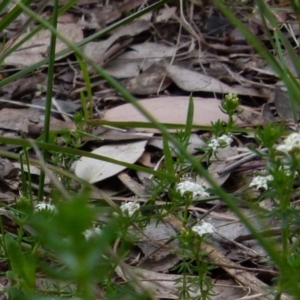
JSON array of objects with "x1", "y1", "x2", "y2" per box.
[{"x1": 38, "y1": 0, "x2": 59, "y2": 201}]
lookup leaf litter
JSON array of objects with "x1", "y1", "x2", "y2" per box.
[{"x1": 0, "y1": 1, "x2": 298, "y2": 299}]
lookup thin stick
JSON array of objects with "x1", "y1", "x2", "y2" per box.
[{"x1": 218, "y1": 148, "x2": 268, "y2": 176}]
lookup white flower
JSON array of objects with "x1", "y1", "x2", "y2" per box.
[
  {"x1": 120, "y1": 202, "x2": 140, "y2": 217},
  {"x1": 277, "y1": 133, "x2": 300, "y2": 153},
  {"x1": 192, "y1": 222, "x2": 215, "y2": 237},
  {"x1": 208, "y1": 134, "x2": 232, "y2": 152},
  {"x1": 249, "y1": 175, "x2": 273, "y2": 190},
  {"x1": 35, "y1": 202, "x2": 56, "y2": 212},
  {"x1": 83, "y1": 227, "x2": 101, "y2": 240},
  {"x1": 218, "y1": 134, "x2": 233, "y2": 146},
  {"x1": 208, "y1": 138, "x2": 220, "y2": 152},
  {"x1": 177, "y1": 181, "x2": 210, "y2": 198}
]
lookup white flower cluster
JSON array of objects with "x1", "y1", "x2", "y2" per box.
[
  {"x1": 177, "y1": 180, "x2": 210, "y2": 199},
  {"x1": 208, "y1": 134, "x2": 232, "y2": 152},
  {"x1": 35, "y1": 202, "x2": 56, "y2": 212},
  {"x1": 277, "y1": 132, "x2": 300, "y2": 154},
  {"x1": 250, "y1": 175, "x2": 273, "y2": 190},
  {"x1": 83, "y1": 227, "x2": 102, "y2": 240},
  {"x1": 120, "y1": 202, "x2": 140, "y2": 217},
  {"x1": 192, "y1": 222, "x2": 215, "y2": 237}
]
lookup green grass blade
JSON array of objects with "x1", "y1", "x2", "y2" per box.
[
  {"x1": 5, "y1": 234, "x2": 36, "y2": 292},
  {"x1": 0, "y1": 0, "x2": 33, "y2": 33},
  {"x1": 255, "y1": 0, "x2": 300, "y2": 120},
  {"x1": 77, "y1": 55, "x2": 93, "y2": 121},
  {"x1": 162, "y1": 134, "x2": 175, "y2": 174},
  {"x1": 37, "y1": 0, "x2": 59, "y2": 202},
  {"x1": 0, "y1": 0, "x2": 10, "y2": 14},
  {"x1": 183, "y1": 94, "x2": 194, "y2": 141}
]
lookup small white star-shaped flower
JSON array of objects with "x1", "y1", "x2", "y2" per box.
[
  {"x1": 218, "y1": 134, "x2": 233, "y2": 146},
  {"x1": 35, "y1": 202, "x2": 56, "y2": 212},
  {"x1": 250, "y1": 175, "x2": 273, "y2": 190},
  {"x1": 83, "y1": 227, "x2": 102, "y2": 240},
  {"x1": 208, "y1": 134, "x2": 232, "y2": 153},
  {"x1": 277, "y1": 133, "x2": 300, "y2": 154},
  {"x1": 208, "y1": 138, "x2": 220, "y2": 152},
  {"x1": 192, "y1": 222, "x2": 215, "y2": 237},
  {"x1": 177, "y1": 181, "x2": 210, "y2": 199},
  {"x1": 120, "y1": 202, "x2": 140, "y2": 217}
]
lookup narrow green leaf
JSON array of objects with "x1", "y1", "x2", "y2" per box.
[
  {"x1": 162, "y1": 134, "x2": 174, "y2": 174},
  {"x1": 5, "y1": 235, "x2": 35, "y2": 291},
  {"x1": 38, "y1": 0, "x2": 59, "y2": 201},
  {"x1": 77, "y1": 55, "x2": 93, "y2": 121},
  {"x1": 183, "y1": 94, "x2": 194, "y2": 144},
  {"x1": 0, "y1": 0, "x2": 10, "y2": 14},
  {"x1": 0, "y1": 0, "x2": 33, "y2": 33}
]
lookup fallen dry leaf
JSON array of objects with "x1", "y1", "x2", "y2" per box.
[
  {"x1": 137, "y1": 152, "x2": 154, "y2": 168},
  {"x1": 166, "y1": 64, "x2": 262, "y2": 97},
  {"x1": 0, "y1": 158, "x2": 18, "y2": 180},
  {"x1": 0, "y1": 74, "x2": 46, "y2": 101},
  {"x1": 105, "y1": 42, "x2": 176, "y2": 78},
  {"x1": 4, "y1": 22, "x2": 83, "y2": 66},
  {"x1": 135, "y1": 219, "x2": 179, "y2": 262},
  {"x1": 273, "y1": 86, "x2": 300, "y2": 121},
  {"x1": 83, "y1": 20, "x2": 151, "y2": 64},
  {"x1": 75, "y1": 140, "x2": 148, "y2": 183},
  {"x1": 103, "y1": 96, "x2": 244, "y2": 133},
  {"x1": 0, "y1": 108, "x2": 75, "y2": 133},
  {"x1": 116, "y1": 264, "x2": 248, "y2": 299},
  {"x1": 148, "y1": 133, "x2": 206, "y2": 155},
  {"x1": 121, "y1": 61, "x2": 172, "y2": 95}
]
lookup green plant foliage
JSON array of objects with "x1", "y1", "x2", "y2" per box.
[{"x1": 1, "y1": 0, "x2": 300, "y2": 299}]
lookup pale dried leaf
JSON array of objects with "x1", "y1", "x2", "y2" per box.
[
  {"x1": 0, "y1": 74, "x2": 46, "y2": 100},
  {"x1": 13, "y1": 163, "x2": 51, "y2": 185},
  {"x1": 105, "y1": 42, "x2": 176, "y2": 78},
  {"x1": 137, "y1": 152, "x2": 154, "y2": 168},
  {"x1": 135, "y1": 219, "x2": 179, "y2": 261},
  {"x1": 166, "y1": 64, "x2": 261, "y2": 97},
  {"x1": 273, "y1": 86, "x2": 300, "y2": 121},
  {"x1": 148, "y1": 133, "x2": 206, "y2": 155},
  {"x1": 0, "y1": 108, "x2": 75, "y2": 133},
  {"x1": 261, "y1": 103, "x2": 276, "y2": 122},
  {"x1": 0, "y1": 158, "x2": 18, "y2": 180},
  {"x1": 74, "y1": 140, "x2": 148, "y2": 183},
  {"x1": 261, "y1": 52, "x2": 298, "y2": 77},
  {"x1": 118, "y1": 172, "x2": 146, "y2": 196},
  {"x1": 209, "y1": 208, "x2": 272, "y2": 242},
  {"x1": 4, "y1": 23, "x2": 83, "y2": 66},
  {"x1": 122, "y1": 61, "x2": 172, "y2": 95},
  {"x1": 83, "y1": 20, "x2": 150, "y2": 63},
  {"x1": 237, "y1": 105, "x2": 265, "y2": 125},
  {"x1": 103, "y1": 96, "x2": 244, "y2": 133},
  {"x1": 211, "y1": 145, "x2": 238, "y2": 161},
  {"x1": 116, "y1": 265, "x2": 247, "y2": 299},
  {"x1": 155, "y1": 7, "x2": 177, "y2": 22},
  {"x1": 139, "y1": 254, "x2": 180, "y2": 273},
  {"x1": 207, "y1": 160, "x2": 231, "y2": 186}
]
